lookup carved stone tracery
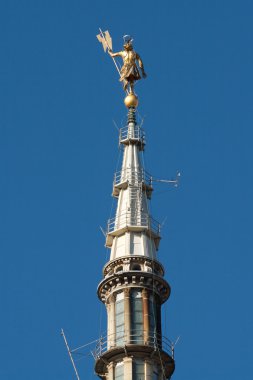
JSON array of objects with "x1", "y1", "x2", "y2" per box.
[
  {"x1": 103, "y1": 255, "x2": 164, "y2": 278},
  {"x1": 99, "y1": 270, "x2": 170, "y2": 305}
]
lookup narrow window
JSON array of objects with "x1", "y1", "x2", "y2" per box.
[
  {"x1": 133, "y1": 359, "x2": 145, "y2": 380},
  {"x1": 131, "y1": 264, "x2": 141, "y2": 271},
  {"x1": 115, "y1": 292, "x2": 124, "y2": 345},
  {"x1": 115, "y1": 362, "x2": 124, "y2": 380},
  {"x1": 131, "y1": 290, "x2": 143, "y2": 344}
]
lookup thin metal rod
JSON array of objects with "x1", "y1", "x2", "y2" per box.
[
  {"x1": 151, "y1": 172, "x2": 180, "y2": 185},
  {"x1": 61, "y1": 329, "x2": 81, "y2": 380},
  {"x1": 71, "y1": 337, "x2": 102, "y2": 353},
  {"x1": 152, "y1": 178, "x2": 178, "y2": 184}
]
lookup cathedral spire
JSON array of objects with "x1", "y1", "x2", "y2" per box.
[
  {"x1": 106, "y1": 97, "x2": 160, "y2": 261},
  {"x1": 95, "y1": 30, "x2": 175, "y2": 380}
]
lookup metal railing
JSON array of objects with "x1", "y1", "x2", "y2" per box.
[
  {"x1": 119, "y1": 125, "x2": 145, "y2": 144},
  {"x1": 93, "y1": 330, "x2": 174, "y2": 360},
  {"x1": 114, "y1": 168, "x2": 152, "y2": 188},
  {"x1": 107, "y1": 212, "x2": 161, "y2": 236}
]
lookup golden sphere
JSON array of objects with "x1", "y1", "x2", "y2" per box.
[{"x1": 124, "y1": 93, "x2": 139, "y2": 108}]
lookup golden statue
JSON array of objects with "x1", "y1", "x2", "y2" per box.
[
  {"x1": 97, "y1": 31, "x2": 147, "y2": 95},
  {"x1": 109, "y1": 35, "x2": 147, "y2": 93}
]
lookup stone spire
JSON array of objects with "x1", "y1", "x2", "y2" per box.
[
  {"x1": 95, "y1": 94, "x2": 175, "y2": 380},
  {"x1": 106, "y1": 102, "x2": 160, "y2": 262}
]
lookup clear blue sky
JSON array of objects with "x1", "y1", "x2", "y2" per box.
[{"x1": 1, "y1": 1, "x2": 253, "y2": 379}]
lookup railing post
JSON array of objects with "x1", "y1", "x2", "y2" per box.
[
  {"x1": 153, "y1": 330, "x2": 158, "y2": 349},
  {"x1": 98, "y1": 336, "x2": 103, "y2": 357}
]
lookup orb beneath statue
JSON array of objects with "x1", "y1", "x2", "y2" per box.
[{"x1": 124, "y1": 93, "x2": 139, "y2": 108}]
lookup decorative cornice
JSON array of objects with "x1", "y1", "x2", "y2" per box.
[
  {"x1": 98, "y1": 271, "x2": 170, "y2": 304},
  {"x1": 103, "y1": 255, "x2": 165, "y2": 278}
]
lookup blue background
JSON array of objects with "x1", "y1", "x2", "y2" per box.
[{"x1": 1, "y1": 1, "x2": 253, "y2": 379}]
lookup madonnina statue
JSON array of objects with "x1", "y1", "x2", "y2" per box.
[{"x1": 108, "y1": 35, "x2": 147, "y2": 93}]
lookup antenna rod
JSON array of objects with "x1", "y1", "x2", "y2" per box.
[
  {"x1": 151, "y1": 172, "x2": 181, "y2": 186},
  {"x1": 61, "y1": 329, "x2": 81, "y2": 380},
  {"x1": 153, "y1": 179, "x2": 178, "y2": 184}
]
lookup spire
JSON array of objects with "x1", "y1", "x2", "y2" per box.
[
  {"x1": 106, "y1": 96, "x2": 160, "y2": 263},
  {"x1": 95, "y1": 31, "x2": 175, "y2": 380}
]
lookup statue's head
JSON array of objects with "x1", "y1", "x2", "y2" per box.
[
  {"x1": 123, "y1": 35, "x2": 133, "y2": 51},
  {"x1": 124, "y1": 42, "x2": 133, "y2": 51}
]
